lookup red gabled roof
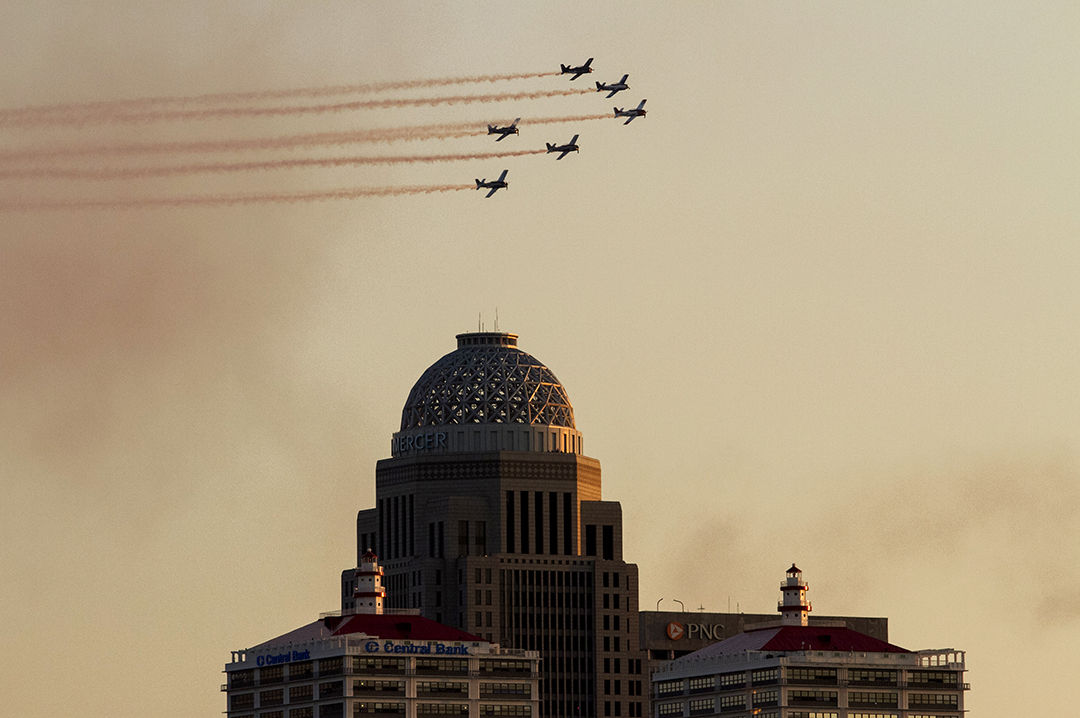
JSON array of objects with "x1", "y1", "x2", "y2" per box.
[
  {"x1": 675, "y1": 625, "x2": 909, "y2": 664},
  {"x1": 326, "y1": 613, "x2": 483, "y2": 642}
]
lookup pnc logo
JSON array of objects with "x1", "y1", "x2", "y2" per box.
[{"x1": 666, "y1": 622, "x2": 685, "y2": 641}]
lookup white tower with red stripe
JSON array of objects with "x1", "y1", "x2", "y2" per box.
[
  {"x1": 778, "y1": 563, "x2": 811, "y2": 626},
  {"x1": 353, "y1": 549, "x2": 386, "y2": 615}
]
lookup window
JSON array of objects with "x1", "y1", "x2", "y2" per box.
[
  {"x1": 479, "y1": 682, "x2": 531, "y2": 698},
  {"x1": 229, "y1": 693, "x2": 254, "y2": 710},
  {"x1": 353, "y1": 680, "x2": 404, "y2": 696},
  {"x1": 752, "y1": 689, "x2": 778, "y2": 706},
  {"x1": 908, "y1": 694, "x2": 959, "y2": 709},
  {"x1": 718, "y1": 672, "x2": 744, "y2": 688},
  {"x1": 478, "y1": 707, "x2": 530, "y2": 717},
  {"x1": 849, "y1": 692, "x2": 897, "y2": 708},
  {"x1": 289, "y1": 684, "x2": 313, "y2": 702},
  {"x1": 289, "y1": 662, "x2": 313, "y2": 681},
  {"x1": 656, "y1": 703, "x2": 682, "y2": 717},
  {"x1": 354, "y1": 703, "x2": 406, "y2": 716},
  {"x1": 656, "y1": 680, "x2": 682, "y2": 697},
  {"x1": 907, "y1": 670, "x2": 959, "y2": 687},
  {"x1": 416, "y1": 705, "x2": 468, "y2": 717},
  {"x1": 789, "y1": 690, "x2": 837, "y2": 706},
  {"x1": 719, "y1": 694, "x2": 745, "y2": 712},
  {"x1": 319, "y1": 681, "x2": 343, "y2": 699},
  {"x1": 751, "y1": 668, "x2": 778, "y2": 685},
  {"x1": 688, "y1": 698, "x2": 713, "y2": 716},
  {"x1": 687, "y1": 676, "x2": 712, "y2": 694},
  {"x1": 415, "y1": 659, "x2": 468, "y2": 675},
  {"x1": 352, "y1": 657, "x2": 405, "y2": 674},
  {"x1": 318, "y1": 658, "x2": 343, "y2": 676},
  {"x1": 848, "y1": 669, "x2": 896, "y2": 686},
  {"x1": 230, "y1": 670, "x2": 255, "y2": 688},
  {"x1": 289, "y1": 708, "x2": 314, "y2": 718},
  {"x1": 260, "y1": 666, "x2": 284, "y2": 684},
  {"x1": 259, "y1": 689, "x2": 284, "y2": 706},
  {"x1": 417, "y1": 681, "x2": 469, "y2": 697},
  {"x1": 786, "y1": 667, "x2": 837, "y2": 685}
]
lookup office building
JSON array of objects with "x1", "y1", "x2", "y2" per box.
[
  {"x1": 224, "y1": 551, "x2": 540, "y2": 718},
  {"x1": 340, "y1": 331, "x2": 645, "y2": 718},
  {"x1": 650, "y1": 566, "x2": 968, "y2": 718}
]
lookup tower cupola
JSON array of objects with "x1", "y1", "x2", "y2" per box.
[
  {"x1": 778, "y1": 563, "x2": 811, "y2": 626},
  {"x1": 352, "y1": 549, "x2": 387, "y2": 615}
]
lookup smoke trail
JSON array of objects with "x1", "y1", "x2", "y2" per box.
[
  {"x1": 0, "y1": 71, "x2": 560, "y2": 122},
  {"x1": 0, "y1": 184, "x2": 474, "y2": 211},
  {"x1": 0, "y1": 149, "x2": 547, "y2": 180},
  {"x1": 0, "y1": 114, "x2": 611, "y2": 163},
  {"x1": 0, "y1": 88, "x2": 594, "y2": 127}
]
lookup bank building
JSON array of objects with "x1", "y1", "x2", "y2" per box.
[
  {"x1": 650, "y1": 565, "x2": 968, "y2": 718},
  {"x1": 224, "y1": 550, "x2": 540, "y2": 718},
  {"x1": 339, "y1": 331, "x2": 646, "y2": 718}
]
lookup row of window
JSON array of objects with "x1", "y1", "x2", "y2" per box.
[{"x1": 655, "y1": 666, "x2": 962, "y2": 694}]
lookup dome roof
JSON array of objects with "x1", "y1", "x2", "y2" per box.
[{"x1": 400, "y1": 332, "x2": 575, "y2": 430}]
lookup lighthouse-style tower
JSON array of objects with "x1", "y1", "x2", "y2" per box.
[
  {"x1": 778, "y1": 563, "x2": 812, "y2": 626},
  {"x1": 352, "y1": 549, "x2": 387, "y2": 615}
]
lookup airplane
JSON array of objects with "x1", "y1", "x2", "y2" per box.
[
  {"x1": 487, "y1": 118, "x2": 521, "y2": 141},
  {"x1": 560, "y1": 58, "x2": 594, "y2": 81},
  {"x1": 595, "y1": 74, "x2": 629, "y2": 98},
  {"x1": 475, "y1": 169, "x2": 509, "y2": 198},
  {"x1": 545, "y1": 134, "x2": 580, "y2": 160},
  {"x1": 614, "y1": 99, "x2": 647, "y2": 125}
]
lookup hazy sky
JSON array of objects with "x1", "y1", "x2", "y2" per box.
[{"x1": 2, "y1": 2, "x2": 1078, "y2": 716}]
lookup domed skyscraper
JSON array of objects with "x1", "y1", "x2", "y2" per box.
[{"x1": 342, "y1": 331, "x2": 644, "y2": 718}]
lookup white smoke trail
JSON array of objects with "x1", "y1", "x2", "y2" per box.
[
  {"x1": 0, "y1": 71, "x2": 560, "y2": 121},
  {"x1": 0, "y1": 149, "x2": 547, "y2": 180},
  {"x1": 0, "y1": 184, "x2": 475, "y2": 211},
  {"x1": 0, "y1": 114, "x2": 611, "y2": 163},
  {"x1": 0, "y1": 89, "x2": 595, "y2": 127}
]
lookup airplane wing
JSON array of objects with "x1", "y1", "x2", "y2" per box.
[
  {"x1": 495, "y1": 134, "x2": 506, "y2": 141},
  {"x1": 556, "y1": 151, "x2": 569, "y2": 160},
  {"x1": 636, "y1": 99, "x2": 647, "y2": 110},
  {"x1": 623, "y1": 116, "x2": 635, "y2": 125},
  {"x1": 605, "y1": 89, "x2": 619, "y2": 98},
  {"x1": 570, "y1": 72, "x2": 584, "y2": 81},
  {"x1": 496, "y1": 169, "x2": 508, "y2": 182},
  {"x1": 619, "y1": 74, "x2": 629, "y2": 84},
  {"x1": 485, "y1": 187, "x2": 498, "y2": 198},
  {"x1": 569, "y1": 134, "x2": 579, "y2": 145}
]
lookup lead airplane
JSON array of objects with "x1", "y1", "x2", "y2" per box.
[
  {"x1": 560, "y1": 58, "x2": 593, "y2": 80},
  {"x1": 595, "y1": 74, "x2": 629, "y2": 98},
  {"x1": 614, "y1": 99, "x2": 647, "y2": 125},
  {"x1": 475, "y1": 169, "x2": 509, "y2": 197},
  {"x1": 487, "y1": 118, "x2": 520, "y2": 141},
  {"x1": 545, "y1": 134, "x2": 580, "y2": 160}
]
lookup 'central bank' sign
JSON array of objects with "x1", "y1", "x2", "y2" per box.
[
  {"x1": 666, "y1": 621, "x2": 726, "y2": 641},
  {"x1": 364, "y1": 641, "x2": 469, "y2": 655}
]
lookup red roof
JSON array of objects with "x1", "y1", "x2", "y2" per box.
[
  {"x1": 677, "y1": 625, "x2": 909, "y2": 663},
  {"x1": 251, "y1": 613, "x2": 483, "y2": 651},
  {"x1": 326, "y1": 613, "x2": 483, "y2": 642}
]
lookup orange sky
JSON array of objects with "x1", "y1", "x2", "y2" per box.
[{"x1": 2, "y1": 3, "x2": 1078, "y2": 716}]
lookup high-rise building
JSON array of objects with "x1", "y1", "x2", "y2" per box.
[
  {"x1": 649, "y1": 566, "x2": 969, "y2": 718},
  {"x1": 340, "y1": 331, "x2": 645, "y2": 718}
]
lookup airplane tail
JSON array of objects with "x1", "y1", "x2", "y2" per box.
[
  {"x1": 546, "y1": 143, "x2": 555, "y2": 152},
  {"x1": 487, "y1": 125, "x2": 494, "y2": 133},
  {"x1": 560, "y1": 64, "x2": 569, "y2": 73},
  {"x1": 595, "y1": 81, "x2": 602, "y2": 91},
  {"x1": 614, "y1": 107, "x2": 621, "y2": 115},
  {"x1": 475, "y1": 179, "x2": 482, "y2": 189}
]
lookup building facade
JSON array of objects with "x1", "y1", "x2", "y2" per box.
[
  {"x1": 225, "y1": 553, "x2": 540, "y2": 718},
  {"x1": 649, "y1": 567, "x2": 968, "y2": 718},
  {"x1": 340, "y1": 331, "x2": 645, "y2": 718}
]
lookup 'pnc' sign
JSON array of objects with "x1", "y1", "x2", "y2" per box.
[{"x1": 665, "y1": 621, "x2": 726, "y2": 642}]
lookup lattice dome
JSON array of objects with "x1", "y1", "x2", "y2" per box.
[{"x1": 400, "y1": 332, "x2": 575, "y2": 430}]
